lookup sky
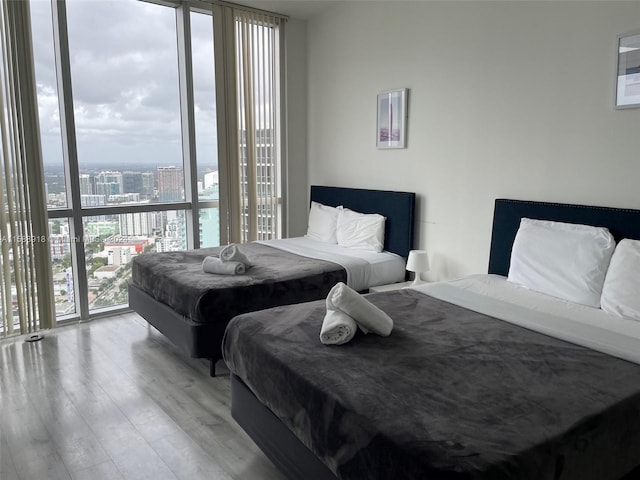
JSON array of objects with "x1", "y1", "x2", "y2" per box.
[{"x1": 30, "y1": 0, "x2": 218, "y2": 169}]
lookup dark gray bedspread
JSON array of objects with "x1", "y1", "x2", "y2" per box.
[
  {"x1": 131, "y1": 243, "x2": 346, "y2": 323},
  {"x1": 223, "y1": 289, "x2": 640, "y2": 480}
]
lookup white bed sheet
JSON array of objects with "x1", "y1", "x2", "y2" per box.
[
  {"x1": 258, "y1": 237, "x2": 405, "y2": 292},
  {"x1": 410, "y1": 274, "x2": 640, "y2": 365}
]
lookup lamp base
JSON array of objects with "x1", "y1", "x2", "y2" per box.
[{"x1": 411, "y1": 272, "x2": 424, "y2": 287}]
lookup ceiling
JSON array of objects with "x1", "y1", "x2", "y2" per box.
[{"x1": 237, "y1": 0, "x2": 342, "y2": 20}]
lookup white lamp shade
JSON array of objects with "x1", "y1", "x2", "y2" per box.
[
  {"x1": 406, "y1": 250, "x2": 429, "y2": 285},
  {"x1": 406, "y1": 250, "x2": 430, "y2": 273}
]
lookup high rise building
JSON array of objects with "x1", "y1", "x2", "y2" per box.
[
  {"x1": 95, "y1": 171, "x2": 123, "y2": 196},
  {"x1": 79, "y1": 174, "x2": 92, "y2": 195},
  {"x1": 157, "y1": 166, "x2": 183, "y2": 202},
  {"x1": 141, "y1": 172, "x2": 155, "y2": 198},
  {"x1": 199, "y1": 207, "x2": 219, "y2": 248},
  {"x1": 239, "y1": 128, "x2": 279, "y2": 240},
  {"x1": 203, "y1": 170, "x2": 218, "y2": 189},
  {"x1": 122, "y1": 171, "x2": 143, "y2": 194},
  {"x1": 119, "y1": 212, "x2": 155, "y2": 236}
]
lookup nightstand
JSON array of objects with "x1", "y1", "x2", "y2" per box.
[{"x1": 368, "y1": 281, "x2": 413, "y2": 293}]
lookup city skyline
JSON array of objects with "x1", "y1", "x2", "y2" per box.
[{"x1": 42, "y1": 160, "x2": 218, "y2": 172}]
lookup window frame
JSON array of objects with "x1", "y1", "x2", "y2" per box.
[
  {"x1": 43, "y1": 0, "x2": 285, "y2": 322},
  {"x1": 47, "y1": 0, "x2": 227, "y2": 321}
]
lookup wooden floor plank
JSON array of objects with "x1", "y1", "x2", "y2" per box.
[{"x1": 0, "y1": 313, "x2": 285, "y2": 480}]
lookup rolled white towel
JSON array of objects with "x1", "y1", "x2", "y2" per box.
[
  {"x1": 320, "y1": 309, "x2": 357, "y2": 345},
  {"x1": 327, "y1": 282, "x2": 393, "y2": 336},
  {"x1": 219, "y1": 243, "x2": 252, "y2": 267},
  {"x1": 202, "y1": 256, "x2": 246, "y2": 275}
]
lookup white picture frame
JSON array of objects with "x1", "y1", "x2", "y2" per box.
[
  {"x1": 615, "y1": 31, "x2": 640, "y2": 109},
  {"x1": 376, "y1": 88, "x2": 408, "y2": 149}
]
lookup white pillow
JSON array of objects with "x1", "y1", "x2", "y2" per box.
[
  {"x1": 336, "y1": 207, "x2": 385, "y2": 252},
  {"x1": 507, "y1": 218, "x2": 615, "y2": 308},
  {"x1": 305, "y1": 201, "x2": 339, "y2": 243},
  {"x1": 601, "y1": 239, "x2": 640, "y2": 320}
]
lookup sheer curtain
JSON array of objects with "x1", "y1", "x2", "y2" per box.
[
  {"x1": 233, "y1": 9, "x2": 282, "y2": 242},
  {"x1": 0, "y1": 0, "x2": 55, "y2": 337}
]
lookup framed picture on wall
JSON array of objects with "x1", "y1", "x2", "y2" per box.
[
  {"x1": 615, "y1": 31, "x2": 640, "y2": 109},
  {"x1": 376, "y1": 88, "x2": 408, "y2": 149}
]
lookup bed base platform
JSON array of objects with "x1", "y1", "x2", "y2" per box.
[
  {"x1": 128, "y1": 283, "x2": 225, "y2": 375},
  {"x1": 231, "y1": 374, "x2": 336, "y2": 480}
]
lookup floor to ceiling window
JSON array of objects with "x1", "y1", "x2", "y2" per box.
[{"x1": 25, "y1": 0, "x2": 284, "y2": 325}]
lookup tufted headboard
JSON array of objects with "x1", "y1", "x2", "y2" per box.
[
  {"x1": 310, "y1": 185, "x2": 416, "y2": 258},
  {"x1": 488, "y1": 198, "x2": 640, "y2": 276}
]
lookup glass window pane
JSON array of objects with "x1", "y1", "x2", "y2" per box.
[
  {"x1": 49, "y1": 218, "x2": 76, "y2": 316},
  {"x1": 199, "y1": 207, "x2": 219, "y2": 248},
  {"x1": 191, "y1": 11, "x2": 218, "y2": 198},
  {"x1": 84, "y1": 210, "x2": 187, "y2": 312},
  {"x1": 30, "y1": 0, "x2": 67, "y2": 209},
  {"x1": 66, "y1": 0, "x2": 184, "y2": 205},
  {"x1": 191, "y1": 10, "x2": 220, "y2": 247}
]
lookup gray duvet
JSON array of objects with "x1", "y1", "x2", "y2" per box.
[
  {"x1": 131, "y1": 243, "x2": 346, "y2": 323},
  {"x1": 223, "y1": 289, "x2": 640, "y2": 480}
]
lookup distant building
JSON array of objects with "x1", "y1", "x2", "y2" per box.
[
  {"x1": 50, "y1": 234, "x2": 69, "y2": 259},
  {"x1": 95, "y1": 171, "x2": 123, "y2": 196},
  {"x1": 204, "y1": 170, "x2": 218, "y2": 189},
  {"x1": 157, "y1": 166, "x2": 183, "y2": 202},
  {"x1": 155, "y1": 211, "x2": 186, "y2": 252},
  {"x1": 106, "y1": 246, "x2": 131, "y2": 267},
  {"x1": 93, "y1": 265, "x2": 120, "y2": 280},
  {"x1": 66, "y1": 268, "x2": 74, "y2": 302},
  {"x1": 108, "y1": 193, "x2": 140, "y2": 203},
  {"x1": 103, "y1": 237, "x2": 149, "y2": 255},
  {"x1": 199, "y1": 207, "x2": 220, "y2": 248},
  {"x1": 240, "y1": 127, "x2": 279, "y2": 240},
  {"x1": 122, "y1": 171, "x2": 143, "y2": 194},
  {"x1": 141, "y1": 172, "x2": 155, "y2": 198},
  {"x1": 119, "y1": 212, "x2": 155, "y2": 236},
  {"x1": 81, "y1": 194, "x2": 106, "y2": 207},
  {"x1": 79, "y1": 174, "x2": 92, "y2": 195}
]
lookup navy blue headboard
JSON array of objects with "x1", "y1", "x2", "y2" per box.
[
  {"x1": 310, "y1": 185, "x2": 416, "y2": 257},
  {"x1": 488, "y1": 198, "x2": 640, "y2": 276}
]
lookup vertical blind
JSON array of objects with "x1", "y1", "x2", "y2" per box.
[
  {"x1": 234, "y1": 9, "x2": 281, "y2": 242},
  {"x1": 0, "y1": 0, "x2": 55, "y2": 337}
]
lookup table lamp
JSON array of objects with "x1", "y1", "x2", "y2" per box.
[{"x1": 406, "y1": 250, "x2": 430, "y2": 286}]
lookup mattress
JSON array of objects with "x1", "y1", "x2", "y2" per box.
[
  {"x1": 130, "y1": 237, "x2": 405, "y2": 324},
  {"x1": 258, "y1": 237, "x2": 406, "y2": 291},
  {"x1": 413, "y1": 274, "x2": 640, "y2": 364},
  {"x1": 131, "y1": 242, "x2": 347, "y2": 324},
  {"x1": 223, "y1": 276, "x2": 640, "y2": 480}
]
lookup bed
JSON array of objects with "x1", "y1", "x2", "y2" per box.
[
  {"x1": 128, "y1": 185, "x2": 416, "y2": 374},
  {"x1": 222, "y1": 198, "x2": 640, "y2": 480}
]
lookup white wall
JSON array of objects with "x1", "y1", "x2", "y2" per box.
[{"x1": 305, "y1": 0, "x2": 640, "y2": 280}]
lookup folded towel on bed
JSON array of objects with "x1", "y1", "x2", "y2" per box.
[
  {"x1": 320, "y1": 308, "x2": 357, "y2": 345},
  {"x1": 326, "y1": 282, "x2": 393, "y2": 336},
  {"x1": 220, "y1": 243, "x2": 252, "y2": 267},
  {"x1": 202, "y1": 256, "x2": 246, "y2": 275}
]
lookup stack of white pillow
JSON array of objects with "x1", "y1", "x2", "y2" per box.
[
  {"x1": 507, "y1": 218, "x2": 640, "y2": 321},
  {"x1": 305, "y1": 201, "x2": 386, "y2": 252}
]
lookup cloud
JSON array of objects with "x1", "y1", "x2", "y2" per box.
[{"x1": 30, "y1": 0, "x2": 218, "y2": 166}]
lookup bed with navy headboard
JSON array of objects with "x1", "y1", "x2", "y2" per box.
[
  {"x1": 224, "y1": 198, "x2": 640, "y2": 480},
  {"x1": 488, "y1": 198, "x2": 640, "y2": 276},
  {"x1": 128, "y1": 185, "x2": 415, "y2": 375}
]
